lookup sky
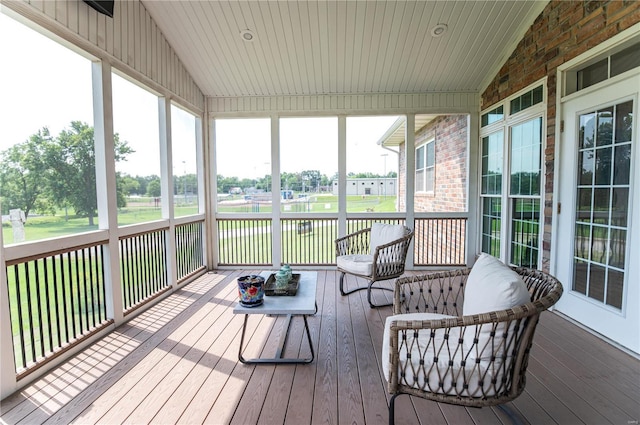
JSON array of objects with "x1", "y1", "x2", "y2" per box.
[
  {"x1": 0, "y1": 12, "x2": 198, "y2": 178},
  {"x1": 1, "y1": 11, "x2": 399, "y2": 180},
  {"x1": 0, "y1": 13, "x2": 94, "y2": 152},
  {"x1": 215, "y1": 115, "x2": 400, "y2": 179}
]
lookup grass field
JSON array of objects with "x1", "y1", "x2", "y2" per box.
[
  {"x1": 217, "y1": 193, "x2": 397, "y2": 214},
  {"x1": 4, "y1": 194, "x2": 396, "y2": 244},
  {"x1": 3, "y1": 202, "x2": 199, "y2": 244}
]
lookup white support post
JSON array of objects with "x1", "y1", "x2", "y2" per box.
[
  {"x1": 207, "y1": 117, "x2": 218, "y2": 269},
  {"x1": 0, "y1": 215, "x2": 17, "y2": 398},
  {"x1": 159, "y1": 98, "x2": 178, "y2": 289},
  {"x1": 466, "y1": 109, "x2": 480, "y2": 267},
  {"x1": 195, "y1": 115, "x2": 205, "y2": 216},
  {"x1": 271, "y1": 115, "x2": 282, "y2": 267},
  {"x1": 404, "y1": 114, "x2": 416, "y2": 269},
  {"x1": 92, "y1": 61, "x2": 123, "y2": 324},
  {"x1": 194, "y1": 115, "x2": 207, "y2": 267},
  {"x1": 338, "y1": 115, "x2": 347, "y2": 237}
]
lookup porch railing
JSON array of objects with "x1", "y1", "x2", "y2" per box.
[
  {"x1": 4, "y1": 217, "x2": 206, "y2": 378},
  {"x1": 3, "y1": 212, "x2": 462, "y2": 380},
  {"x1": 175, "y1": 220, "x2": 206, "y2": 281},
  {"x1": 5, "y1": 239, "x2": 110, "y2": 376},
  {"x1": 281, "y1": 218, "x2": 338, "y2": 265},
  {"x1": 217, "y1": 218, "x2": 273, "y2": 266},
  {"x1": 414, "y1": 216, "x2": 467, "y2": 266},
  {"x1": 215, "y1": 215, "x2": 468, "y2": 267},
  {"x1": 119, "y1": 228, "x2": 169, "y2": 313}
]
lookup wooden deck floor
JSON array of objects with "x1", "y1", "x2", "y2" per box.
[{"x1": 1, "y1": 270, "x2": 639, "y2": 425}]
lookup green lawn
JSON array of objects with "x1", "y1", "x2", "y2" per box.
[
  {"x1": 3, "y1": 203, "x2": 198, "y2": 244},
  {"x1": 217, "y1": 194, "x2": 398, "y2": 214},
  {"x1": 3, "y1": 194, "x2": 398, "y2": 245}
]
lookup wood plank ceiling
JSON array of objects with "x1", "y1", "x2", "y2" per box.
[{"x1": 141, "y1": 1, "x2": 547, "y2": 99}]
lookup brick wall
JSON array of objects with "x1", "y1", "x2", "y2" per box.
[
  {"x1": 398, "y1": 114, "x2": 468, "y2": 212},
  {"x1": 481, "y1": 0, "x2": 640, "y2": 271}
]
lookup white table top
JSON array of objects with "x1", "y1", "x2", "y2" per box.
[{"x1": 232, "y1": 271, "x2": 318, "y2": 315}]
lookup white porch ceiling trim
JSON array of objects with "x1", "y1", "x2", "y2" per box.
[{"x1": 207, "y1": 92, "x2": 479, "y2": 116}]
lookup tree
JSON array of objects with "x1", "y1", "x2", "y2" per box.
[
  {"x1": 174, "y1": 173, "x2": 197, "y2": 196},
  {"x1": 280, "y1": 172, "x2": 300, "y2": 191},
  {"x1": 119, "y1": 175, "x2": 141, "y2": 196},
  {"x1": 135, "y1": 175, "x2": 158, "y2": 196},
  {"x1": 49, "y1": 121, "x2": 133, "y2": 225},
  {"x1": 0, "y1": 128, "x2": 55, "y2": 220},
  {"x1": 115, "y1": 173, "x2": 128, "y2": 208},
  {"x1": 146, "y1": 178, "x2": 161, "y2": 197},
  {"x1": 301, "y1": 170, "x2": 321, "y2": 191},
  {"x1": 217, "y1": 175, "x2": 243, "y2": 194}
]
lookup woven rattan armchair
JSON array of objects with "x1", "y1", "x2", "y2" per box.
[
  {"x1": 383, "y1": 265, "x2": 563, "y2": 425},
  {"x1": 335, "y1": 223, "x2": 414, "y2": 308}
]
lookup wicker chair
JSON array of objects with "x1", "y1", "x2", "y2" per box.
[
  {"x1": 335, "y1": 223, "x2": 414, "y2": 308},
  {"x1": 383, "y1": 266, "x2": 563, "y2": 425}
]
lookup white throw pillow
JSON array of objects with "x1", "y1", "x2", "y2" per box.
[
  {"x1": 369, "y1": 223, "x2": 405, "y2": 254},
  {"x1": 462, "y1": 253, "x2": 530, "y2": 369},
  {"x1": 463, "y1": 253, "x2": 531, "y2": 316}
]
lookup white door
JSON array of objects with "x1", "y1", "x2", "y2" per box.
[{"x1": 555, "y1": 73, "x2": 640, "y2": 354}]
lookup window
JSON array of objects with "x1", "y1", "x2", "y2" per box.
[
  {"x1": 112, "y1": 73, "x2": 161, "y2": 225},
  {"x1": 508, "y1": 117, "x2": 542, "y2": 267},
  {"x1": 481, "y1": 105, "x2": 504, "y2": 127},
  {"x1": 0, "y1": 14, "x2": 95, "y2": 245},
  {"x1": 573, "y1": 100, "x2": 632, "y2": 308},
  {"x1": 214, "y1": 118, "x2": 271, "y2": 213},
  {"x1": 171, "y1": 104, "x2": 200, "y2": 217},
  {"x1": 480, "y1": 132, "x2": 503, "y2": 256},
  {"x1": 479, "y1": 82, "x2": 545, "y2": 267},
  {"x1": 510, "y1": 86, "x2": 543, "y2": 115},
  {"x1": 416, "y1": 140, "x2": 435, "y2": 193},
  {"x1": 281, "y1": 117, "x2": 337, "y2": 213},
  {"x1": 346, "y1": 116, "x2": 401, "y2": 212},
  {"x1": 567, "y1": 38, "x2": 640, "y2": 95}
]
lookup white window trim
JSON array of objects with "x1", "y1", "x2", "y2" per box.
[
  {"x1": 479, "y1": 79, "x2": 547, "y2": 266},
  {"x1": 415, "y1": 138, "x2": 435, "y2": 194}
]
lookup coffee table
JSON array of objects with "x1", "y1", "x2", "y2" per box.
[{"x1": 233, "y1": 271, "x2": 317, "y2": 364}]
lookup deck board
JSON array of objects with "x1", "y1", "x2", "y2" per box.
[
  {"x1": 283, "y1": 282, "x2": 322, "y2": 425},
  {"x1": 351, "y1": 277, "x2": 389, "y2": 425},
  {"x1": 336, "y1": 273, "x2": 366, "y2": 425},
  {"x1": 311, "y1": 270, "x2": 339, "y2": 425},
  {"x1": 1, "y1": 269, "x2": 639, "y2": 425}
]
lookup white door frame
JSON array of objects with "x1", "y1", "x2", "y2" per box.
[{"x1": 553, "y1": 72, "x2": 639, "y2": 354}]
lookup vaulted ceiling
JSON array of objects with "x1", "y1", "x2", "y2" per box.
[{"x1": 142, "y1": 1, "x2": 548, "y2": 99}]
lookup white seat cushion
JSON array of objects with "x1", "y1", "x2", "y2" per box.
[
  {"x1": 382, "y1": 312, "x2": 517, "y2": 397},
  {"x1": 369, "y1": 223, "x2": 405, "y2": 254},
  {"x1": 382, "y1": 313, "x2": 457, "y2": 387},
  {"x1": 337, "y1": 254, "x2": 374, "y2": 276}
]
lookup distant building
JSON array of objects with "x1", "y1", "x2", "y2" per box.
[{"x1": 332, "y1": 177, "x2": 397, "y2": 196}]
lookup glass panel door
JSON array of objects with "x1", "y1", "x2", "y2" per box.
[
  {"x1": 555, "y1": 71, "x2": 639, "y2": 354},
  {"x1": 573, "y1": 101, "x2": 632, "y2": 309}
]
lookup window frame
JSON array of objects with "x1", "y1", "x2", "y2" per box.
[
  {"x1": 415, "y1": 138, "x2": 435, "y2": 194},
  {"x1": 479, "y1": 80, "x2": 546, "y2": 267}
]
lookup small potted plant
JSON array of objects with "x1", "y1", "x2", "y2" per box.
[{"x1": 237, "y1": 275, "x2": 265, "y2": 307}]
